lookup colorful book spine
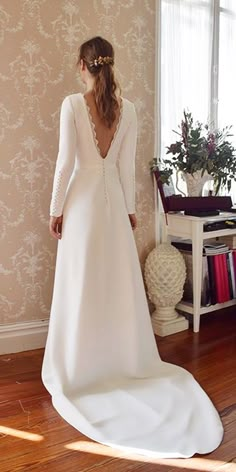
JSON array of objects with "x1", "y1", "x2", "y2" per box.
[
  {"x1": 228, "y1": 252, "x2": 236, "y2": 298},
  {"x1": 213, "y1": 255, "x2": 224, "y2": 303},
  {"x1": 219, "y1": 254, "x2": 230, "y2": 302},
  {"x1": 233, "y1": 251, "x2": 236, "y2": 283},
  {"x1": 174, "y1": 242, "x2": 236, "y2": 306},
  {"x1": 226, "y1": 252, "x2": 233, "y2": 299},
  {"x1": 207, "y1": 256, "x2": 217, "y2": 305}
]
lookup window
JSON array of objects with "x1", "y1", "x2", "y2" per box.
[{"x1": 159, "y1": 0, "x2": 236, "y2": 199}]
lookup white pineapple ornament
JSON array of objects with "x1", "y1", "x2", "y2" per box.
[{"x1": 144, "y1": 243, "x2": 189, "y2": 336}]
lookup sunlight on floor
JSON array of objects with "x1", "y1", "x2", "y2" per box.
[
  {"x1": 65, "y1": 439, "x2": 227, "y2": 470},
  {"x1": 0, "y1": 425, "x2": 44, "y2": 442}
]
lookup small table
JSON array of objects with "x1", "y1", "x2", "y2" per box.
[{"x1": 162, "y1": 212, "x2": 236, "y2": 332}]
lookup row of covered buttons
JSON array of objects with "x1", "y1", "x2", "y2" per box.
[{"x1": 102, "y1": 160, "x2": 108, "y2": 202}]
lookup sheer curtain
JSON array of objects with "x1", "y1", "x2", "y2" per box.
[
  {"x1": 218, "y1": 1, "x2": 236, "y2": 134},
  {"x1": 160, "y1": 0, "x2": 214, "y2": 158},
  {"x1": 159, "y1": 0, "x2": 236, "y2": 200},
  {"x1": 218, "y1": 1, "x2": 236, "y2": 200}
]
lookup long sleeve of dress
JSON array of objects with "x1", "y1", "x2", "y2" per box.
[
  {"x1": 50, "y1": 96, "x2": 76, "y2": 217},
  {"x1": 118, "y1": 104, "x2": 137, "y2": 214}
]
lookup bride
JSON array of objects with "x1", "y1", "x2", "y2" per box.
[{"x1": 42, "y1": 36, "x2": 223, "y2": 458}]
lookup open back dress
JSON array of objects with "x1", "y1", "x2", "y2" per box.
[{"x1": 42, "y1": 93, "x2": 223, "y2": 458}]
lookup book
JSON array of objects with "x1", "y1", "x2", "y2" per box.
[
  {"x1": 203, "y1": 242, "x2": 229, "y2": 255},
  {"x1": 228, "y1": 252, "x2": 236, "y2": 298},
  {"x1": 232, "y1": 251, "x2": 236, "y2": 286},
  {"x1": 172, "y1": 239, "x2": 229, "y2": 255},
  {"x1": 219, "y1": 254, "x2": 230, "y2": 302},
  {"x1": 226, "y1": 252, "x2": 233, "y2": 299},
  {"x1": 207, "y1": 256, "x2": 217, "y2": 305},
  {"x1": 213, "y1": 255, "x2": 225, "y2": 303},
  {"x1": 172, "y1": 240, "x2": 233, "y2": 306}
]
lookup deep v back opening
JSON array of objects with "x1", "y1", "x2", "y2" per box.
[{"x1": 82, "y1": 94, "x2": 123, "y2": 160}]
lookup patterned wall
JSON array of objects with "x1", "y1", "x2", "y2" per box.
[{"x1": 0, "y1": 0, "x2": 156, "y2": 325}]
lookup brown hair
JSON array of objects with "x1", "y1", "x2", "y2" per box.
[{"x1": 78, "y1": 36, "x2": 120, "y2": 128}]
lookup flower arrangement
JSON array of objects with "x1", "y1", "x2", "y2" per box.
[{"x1": 151, "y1": 111, "x2": 236, "y2": 195}]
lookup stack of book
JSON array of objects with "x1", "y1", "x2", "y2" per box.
[{"x1": 172, "y1": 239, "x2": 236, "y2": 306}]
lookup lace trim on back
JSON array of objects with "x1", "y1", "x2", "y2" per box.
[{"x1": 83, "y1": 97, "x2": 123, "y2": 159}]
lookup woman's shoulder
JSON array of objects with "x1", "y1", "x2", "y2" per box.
[
  {"x1": 121, "y1": 97, "x2": 136, "y2": 123},
  {"x1": 121, "y1": 96, "x2": 135, "y2": 108},
  {"x1": 121, "y1": 97, "x2": 136, "y2": 113},
  {"x1": 61, "y1": 92, "x2": 83, "y2": 107},
  {"x1": 59, "y1": 93, "x2": 85, "y2": 118}
]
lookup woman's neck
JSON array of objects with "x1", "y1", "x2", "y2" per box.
[{"x1": 85, "y1": 76, "x2": 95, "y2": 92}]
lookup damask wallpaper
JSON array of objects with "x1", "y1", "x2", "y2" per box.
[{"x1": 0, "y1": 0, "x2": 156, "y2": 325}]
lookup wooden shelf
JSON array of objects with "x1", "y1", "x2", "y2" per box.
[
  {"x1": 203, "y1": 228, "x2": 236, "y2": 239},
  {"x1": 177, "y1": 298, "x2": 236, "y2": 315}
]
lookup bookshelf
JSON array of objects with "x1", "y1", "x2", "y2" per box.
[{"x1": 162, "y1": 212, "x2": 236, "y2": 333}]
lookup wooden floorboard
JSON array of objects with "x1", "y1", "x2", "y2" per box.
[{"x1": 0, "y1": 308, "x2": 236, "y2": 471}]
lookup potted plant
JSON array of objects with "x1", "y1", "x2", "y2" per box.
[{"x1": 151, "y1": 111, "x2": 236, "y2": 196}]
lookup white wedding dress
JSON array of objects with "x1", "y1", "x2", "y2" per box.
[{"x1": 42, "y1": 93, "x2": 223, "y2": 458}]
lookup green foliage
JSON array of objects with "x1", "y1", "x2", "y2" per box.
[
  {"x1": 150, "y1": 111, "x2": 236, "y2": 194},
  {"x1": 149, "y1": 158, "x2": 173, "y2": 184}
]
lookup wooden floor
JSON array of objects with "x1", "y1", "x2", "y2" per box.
[{"x1": 0, "y1": 309, "x2": 236, "y2": 472}]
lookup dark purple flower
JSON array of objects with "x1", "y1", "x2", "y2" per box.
[
  {"x1": 169, "y1": 143, "x2": 178, "y2": 153},
  {"x1": 207, "y1": 132, "x2": 216, "y2": 155}
]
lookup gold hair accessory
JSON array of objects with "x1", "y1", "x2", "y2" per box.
[{"x1": 92, "y1": 56, "x2": 114, "y2": 67}]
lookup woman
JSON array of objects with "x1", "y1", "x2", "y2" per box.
[{"x1": 42, "y1": 36, "x2": 223, "y2": 458}]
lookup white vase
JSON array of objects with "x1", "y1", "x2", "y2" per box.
[
  {"x1": 144, "y1": 243, "x2": 189, "y2": 336},
  {"x1": 182, "y1": 170, "x2": 213, "y2": 197}
]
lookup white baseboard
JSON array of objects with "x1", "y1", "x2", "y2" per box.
[{"x1": 0, "y1": 320, "x2": 49, "y2": 355}]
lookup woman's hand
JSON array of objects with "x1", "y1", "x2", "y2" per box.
[
  {"x1": 49, "y1": 215, "x2": 63, "y2": 240},
  {"x1": 128, "y1": 214, "x2": 137, "y2": 230}
]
